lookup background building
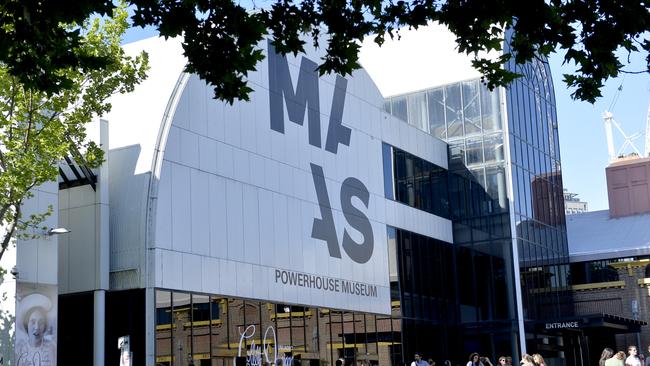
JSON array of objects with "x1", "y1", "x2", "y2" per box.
[
  {"x1": 566, "y1": 156, "x2": 650, "y2": 365},
  {"x1": 564, "y1": 189, "x2": 588, "y2": 215}
]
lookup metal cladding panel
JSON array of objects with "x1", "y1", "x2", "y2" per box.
[{"x1": 152, "y1": 38, "x2": 450, "y2": 315}]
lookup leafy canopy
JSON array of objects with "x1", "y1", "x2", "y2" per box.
[
  {"x1": 0, "y1": 3, "x2": 148, "y2": 263},
  {"x1": 0, "y1": 0, "x2": 648, "y2": 103}
]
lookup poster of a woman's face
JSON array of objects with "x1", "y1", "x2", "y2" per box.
[{"x1": 15, "y1": 283, "x2": 57, "y2": 366}]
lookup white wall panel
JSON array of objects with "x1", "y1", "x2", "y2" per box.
[
  {"x1": 156, "y1": 161, "x2": 173, "y2": 249},
  {"x1": 198, "y1": 136, "x2": 218, "y2": 174},
  {"x1": 150, "y1": 38, "x2": 453, "y2": 315},
  {"x1": 226, "y1": 180, "x2": 245, "y2": 262},
  {"x1": 173, "y1": 84, "x2": 189, "y2": 130},
  {"x1": 240, "y1": 98, "x2": 257, "y2": 153},
  {"x1": 286, "y1": 197, "x2": 303, "y2": 271},
  {"x1": 223, "y1": 103, "x2": 241, "y2": 147},
  {"x1": 165, "y1": 126, "x2": 181, "y2": 163},
  {"x1": 180, "y1": 129, "x2": 199, "y2": 169},
  {"x1": 208, "y1": 175, "x2": 228, "y2": 258},
  {"x1": 207, "y1": 100, "x2": 225, "y2": 142},
  {"x1": 242, "y1": 185, "x2": 261, "y2": 264},
  {"x1": 188, "y1": 74, "x2": 208, "y2": 136},
  {"x1": 171, "y1": 163, "x2": 192, "y2": 252},
  {"x1": 264, "y1": 158, "x2": 280, "y2": 193},
  {"x1": 236, "y1": 262, "x2": 253, "y2": 299},
  {"x1": 191, "y1": 169, "x2": 210, "y2": 255},
  {"x1": 161, "y1": 249, "x2": 182, "y2": 289},
  {"x1": 232, "y1": 148, "x2": 250, "y2": 183},
  {"x1": 182, "y1": 252, "x2": 202, "y2": 293},
  {"x1": 272, "y1": 192, "x2": 289, "y2": 262},
  {"x1": 219, "y1": 258, "x2": 237, "y2": 296},
  {"x1": 249, "y1": 153, "x2": 266, "y2": 189},
  {"x1": 201, "y1": 256, "x2": 220, "y2": 294},
  {"x1": 258, "y1": 188, "x2": 275, "y2": 266},
  {"x1": 216, "y1": 141, "x2": 234, "y2": 179}
]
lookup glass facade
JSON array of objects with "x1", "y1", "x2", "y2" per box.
[
  {"x1": 384, "y1": 51, "x2": 572, "y2": 362},
  {"x1": 154, "y1": 290, "x2": 402, "y2": 366},
  {"x1": 154, "y1": 225, "x2": 519, "y2": 366},
  {"x1": 504, "y1": 54, "x2": 572, "y2": 322},
  {"x1": 384, "y1": 144, "x2": 449, "y2": 219}
]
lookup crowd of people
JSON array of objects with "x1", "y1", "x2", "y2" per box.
[
  {"x1": 406, "y1": 352, "x2": 547, "y2": 366},
  {"x1": 598, "y1": 345, "x2": 650, "y2": 366}
]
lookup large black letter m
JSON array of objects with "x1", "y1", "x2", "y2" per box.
[{"x1": 268, "y1": 40, "x2": 321, "y2": 148}]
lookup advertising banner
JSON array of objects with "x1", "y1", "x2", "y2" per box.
[{"x1": 15, "y1": 283, "x2": 57, "y2": 366}]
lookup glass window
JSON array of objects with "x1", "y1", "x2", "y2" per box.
[
  {"x1": 445, "y1": 83, "x2": 464, "y2": 138},
  {"x1": 391, "y1": 146, "x2": 450, "y2": 218},
  {"x1": 448, "y1": 140, "x2": 466, "y2": 165},
  {"x1": 427, "y1": 88, "x2": 446, "y2": 139},
  {"x1": 486, "y1": 166, "x2": 507, "y2": 212},
  {"x1": 484, "y1": 134, "x2": 503, "y2": 163},
  {"x1": 407, "y1": 92, "x2": 429, "y2": 133},
  {"x1": 191, "y1": 294, "x2": 211, "y2": 364},
  {"x1": 480, "y1": 83, "x2": 501, "y2": 132},
  {"x1": 383, "y1": 143, "x2": 394, "y2": 199},
  {"x1": 465, "y1": 137, "x2": 484, "y2": 166},
  {"x1": 391, "y1": 96, "x2": 408, "y2": 122},
  {"x1": 172, "y1": 292, "x2": 192, "y2": 366},
  {"x1": 462, "y1": 80, "x2": 481, "y2": 135},
  {"x1": 383, "y1": 100, "x2": 391, "y2": 114},
  {"x1": 510, "y1": 84, "x2": 520, "y2": 138},
  {"x1": 156, "y1": 290, "x2": 172, "y2": 366}
]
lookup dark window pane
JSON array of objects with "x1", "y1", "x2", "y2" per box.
[{"x1": 383, "y1": 143, "x2": 394, "y2": 199}]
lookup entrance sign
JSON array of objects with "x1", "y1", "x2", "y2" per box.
[{"x1": 545, "y1": 321, "x2": 579, "y2": 330}]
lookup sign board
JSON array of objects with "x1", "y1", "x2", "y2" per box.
[{"x1": 14, "y1": 283, "x2": 57, "y2": 366}]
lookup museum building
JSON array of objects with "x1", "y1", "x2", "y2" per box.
[{"x1": 4, "y1": 26, "x2": 627, "y2": 366}]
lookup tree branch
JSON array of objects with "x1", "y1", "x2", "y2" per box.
[{"x1": 0, "y1": 204, "x2": 20, "y2": 263}]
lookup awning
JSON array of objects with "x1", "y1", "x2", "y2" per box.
[{"x1": 529, "y1": 314, "x2": 646, "y2": 334}]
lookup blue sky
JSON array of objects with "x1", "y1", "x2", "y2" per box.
[
  {"x1": 550, "y1": 50, "x2": 649, "y2": 211},
  {"x1": 122, "y1": 25, "x2": 649, "y2": 211}
]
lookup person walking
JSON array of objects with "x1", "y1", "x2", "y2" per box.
[
  {"x1": 627, "y1": 346, "x2": 642, "y2": 366},
  {"x1": 412, "y1": 353, "x2": 428, "y2": 366},
  {"x1": 467, "y1": 353, "x2": 484, "y2": 366},
  {"x1": 520, "y1": 354, "x2": 535, "y2": 366},
  {"x1": 600, "y1": 348, "x2": 614, "y2": 366}
]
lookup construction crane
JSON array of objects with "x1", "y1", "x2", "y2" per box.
[{"x1": 602, "y1": 110, "x2": 643, "y2": 162}]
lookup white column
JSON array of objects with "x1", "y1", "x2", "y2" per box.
[
  {"x1": 94, "y1": 289, "x2": 106, "y2": 366},
  {"x1": 94, "y1": 118, "x2": 110, "y2": 366}
]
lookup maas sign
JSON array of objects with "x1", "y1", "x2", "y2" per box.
[
  {"x1": 156, "y1": 35, "x2": 391, "y2": 314},
  {"x1": 268, "y1": 40, "x2": 374, "y2": 265},
  {"x1": 262, "y1": 40, "x2": 389, "y2": 312}
]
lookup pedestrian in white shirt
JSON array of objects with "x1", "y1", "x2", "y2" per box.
[{"x1": 627, "y1": 346, "x2": 642, "y2": 366}]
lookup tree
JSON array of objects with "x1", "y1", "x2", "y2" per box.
[
  {"x1": 0, "y1": 0, "x2": 648, "y2": 104},
  {"x1": 0, "y1": 4, "x2": 148, "y2": 266}
]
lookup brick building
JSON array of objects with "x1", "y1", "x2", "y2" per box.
[{"x1": 565, "y1": 156, "x2": 650, "y2": 364}]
